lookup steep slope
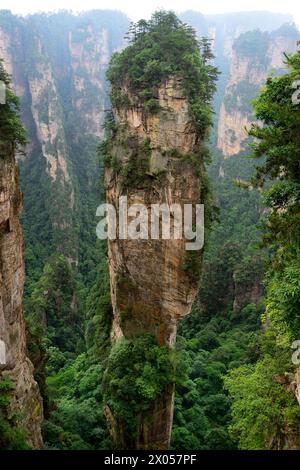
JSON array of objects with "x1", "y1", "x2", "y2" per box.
[
  {"x1": 0, "y1": 8, "x2": 298, "y2": 451},
  {"x1": 104, "y1": 78, "x2": 202, "y2": 449},
  {"x1": 171, "y1": 13, "x2": 299, "y2": 450},
  {"x1": 106, "y1": 77, "x2": 202, "y2": 346},
  {"x1": 0, "y1": 62, "x2": 43, "y2": 449},
  {"x1": 0, "y1": 10, "x2": 129, "y2": 446},
  {"x1": 0, "y1": 10, "x2": 129, "y2": 284},
  {"x1": 101, "y1": 12, "x2": 217, "y2": 449},
  {"x1": 217, "y1": 25, "x2": 299, "y2": 157},
  {"x1": 225, "y1": 48, "x2": 300, "y2": 449}
]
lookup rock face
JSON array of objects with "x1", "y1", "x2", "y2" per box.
[
  {"x1": 0, "y1": 10, "x2": 129, "y2": 263},
  {"x1": 293, "y1": 369, "x2": 300, "y2": 406},
  {"x1": 0, "y1": 152, "x2": 43, "y2": 448},
  {"x1": 105, "y1": 78, "x2": 203, "y2": 448},
  {"x1": 217, "y1": 28, "x2": 298, "y2": 158}
]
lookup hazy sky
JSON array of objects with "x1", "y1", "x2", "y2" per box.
[{"x1": 1, "y1": 0, "x2": 300, "y2": 26}]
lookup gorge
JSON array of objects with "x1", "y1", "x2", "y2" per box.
[
  {"x1": 0, "y1": 60, "x2": 43, "y2": 448},
  {"x1": 0, "y1": 8, "x2": 300, "y2": 450}
]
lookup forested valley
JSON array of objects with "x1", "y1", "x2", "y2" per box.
[{"x1": 0, "y1": 8, "x2": 300, "y2": 450}]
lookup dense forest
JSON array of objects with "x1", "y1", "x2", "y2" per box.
[{"x1": 0, "y1": 8, "x2": 300, "y2": 450}]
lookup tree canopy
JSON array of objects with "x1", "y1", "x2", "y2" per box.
[
  {"x1": 0, "y1": 59, "x2": 26, "y2": 157},
  {"x1": 107, "y1": 11, "x2": 219, "y2": 137},
  {"x1": 225, "y1": 47, "x2": 300, "y2": 450}
]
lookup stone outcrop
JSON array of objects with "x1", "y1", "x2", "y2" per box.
[
  {"x1": 0, "y1": 151, "x2": 43, "y2": 448},
  {"x1": 293, "y1": 369, "x2": 300, "y2": 406},
  {"x1": 217, "y1": 30, "x2": 298, "y2": 158},
  {"x1": 0, "y1": 17, "x2": 76, "y2": 259},
  {"x1": 69, "y1": 25, "x2": 110, "y2": 138},
  {"x1": 105, "y1": 78, "x2": 203, "y2": 448},
  {"x1": 0, "y1": 11, "x2": 128, "y2": 263}
]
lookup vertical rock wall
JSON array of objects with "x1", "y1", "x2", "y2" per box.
[
  {"x1": 105, "y1": 78, "x2": 204, "y2": 448},
  {"x1": 217, "y1": 30, "x2": 298, "y2": 158},
  {"x1": 0, "y1": 151, "x2": 43, "y2": 448}
]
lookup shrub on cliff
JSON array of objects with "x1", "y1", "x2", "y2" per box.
[
  {"x1": 102, "y1": 333, "x2": 182, "y2": 442},
  {"x1": 0, "y1": 378, "x2": 29, "y2": 449},
  {"x1": 0, "y1": 59, "x2": 26, "y2": 157},
  {"x1": 225, "y1": 47, "x2": 300, "y2": 449},
  {"x1": 107, "y1": 10, "x2": 219, "y2": 138}
]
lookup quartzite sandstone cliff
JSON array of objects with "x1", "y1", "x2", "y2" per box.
[
  {"x1": 217, "y1": 29, "x2": 298, "y2": 158},
  {"x1": 0, "y1": 150, "x2": 43, "y2": 448},
  {"x1": 105, "y1": 77, "x2": 204, "y2": 449}
]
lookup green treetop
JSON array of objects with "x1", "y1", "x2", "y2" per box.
[
  {"x1": 248, "y1": 48, "x2": 300, "y2": 258},
  {"x1": 0, "y1": 59, "x2": 26, "y2": 157},
  {"x1": 224, "y1": 47, "x2": 300, "y2": 450},
  {"x1": 106, "y1": 10, "x2": 219, "y2": 138}
]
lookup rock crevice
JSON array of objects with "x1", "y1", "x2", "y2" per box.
[
  {"x1": 105, "y1": 78, "x2": 204, "y2": 449},
  {"x1": 0, "y1": 152, "x2": 43, "y2": 448}
]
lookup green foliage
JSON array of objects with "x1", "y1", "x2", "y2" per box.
[
  {"x1": 41, "y1": 246, "x2": 112, "y2": 448},
  {"x1": 15, "y1": 11, "x2": 123, "y2": 440},
  {"x1": 109, "y1": 89, "x2": 132, "y2": 109},
  {"x1": 225, "y1": 352, "x2": 300, "y2": 449},
  {"x1": 248, "y1": 51, "x2": 300, "y2": 189},
  {"x1": 0, "y1": 378, "x2": 29, "y2": 449},
  {"x1": 233, "y1": 30, "x2": 270, "y2": 62},
  {"x1": 25, "y1": 253, "x2": 85, "y2": 419},
  {"x1": 247, "y1": 49, "x2": 300, "y2": 333},
  {"x1": 3, "y1": 8, "x2": 298, "y2": 452},
  {"x1": 200, "y1": 150, "x2": 265, "y2": 317},
  {"x1": 181, "y1": 251, "x2": 203, "y2": 282},
  {"x1": 103, "y1": 334, "x2": 177, "y2": 442},
  {"x1": 119, "y1": 138, "x2": 152, "y2": 191},
  {"x1": 170, "y1": 116, "x2": 266, "y2": 449},
  {"x1": 224, "y1": 80, "x2": 260, "y2": 114},
  {"x1": 43, "y1": 353, "x2": 111, "y2": 449},
  {"x1": 0, "y1": 59, "x2": 26, "y2": 157},
  {"x1": 107, "y1": 10, "x2": 218, "y2": 137},
  {"x1": 99, "y1": 120, "x2": 162, "y2": 192},
  {"x1": 84, "y1": 247, "x2": 113, "y2": 360},
  {"x1": 172, "y1": 301, "x2": 262, "y2": 449},
  {"x1": 225, "y1": 47, "x2": 300, "y2": 450},
  {"x1": 26, "y1": 254, "x2": 83, "y2": 354}
]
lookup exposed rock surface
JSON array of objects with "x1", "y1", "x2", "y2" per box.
[
  {"x1": 217, "y1": 31, "x2": 298, "y2": 158},
  {"x1": 293, "y1": 369, "x2": 300, "y2": 406},
  {"x1": 0, "y1": 152, "x2": 43, "y2": 448},
  {"x1": 0, "y1": 11, "x2": 128, "y2": 262},
  {"x1": 232, "y1": 275, "x2": 264, "y2": 313},
  {"x1": 105, "y1": 78, "x2": 203, "y2": 448}
]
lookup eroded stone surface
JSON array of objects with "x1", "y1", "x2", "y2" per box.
[
  {"x1": 105, "y1": 78, "x2": 203, "y2": 449},
  {"x1": 0, "y1": 152, "x2": 43, "y2": 448},
  {"x1": 217, "y1": 35, "x2": 298, "y2": 158}
]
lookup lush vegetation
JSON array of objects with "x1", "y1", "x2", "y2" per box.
[
  {"x1": 107, "y1": 11, "x2": 218, "y2": 137},
  {"x1": 0, "y1": 60, "x2": 29, "y2": 450},
  {"x1": 233, "y1": 30, "x2": 270, "y2": 63},
  {"x1": 172, "y1": 302, "x2": 262, "y2": 449},
  {"x1": 0, "y1": 378, "x2": 29, "y2": 450},
  {"x1": 225, "y1": 48, "x2": 300, "y2": 449},
  {"x1": 0, "y1": 59, "x2": 26, "y2": 157},
  {"x1": 171, "y1": 145, "x2": 265, "y2": 448},
  {"x1": 99, "y1": 11, "x2": 220, "y2": 446},
  {"x1": 39, "y1": 249, "x2": 113, "y2": 449},
  {"x1": 103, "y1": 334, "x2": 179, "y2": 446},
  {"x1": 1, "y1": 8, "x2": 300, "y2": 451},
  {"x1": 224, "y1": 80, "x2": 260, "y2": 114}
]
